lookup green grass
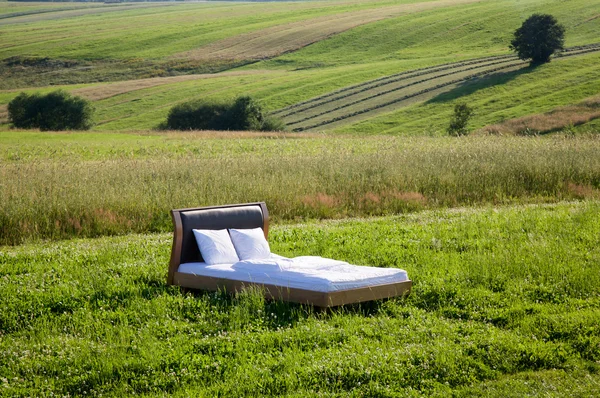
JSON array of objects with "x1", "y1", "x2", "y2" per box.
[
  {"x1": 1, "y1": 201, "x2": 599, "y2": 396},
  {"x1": 0, "y1": 0, "x2": 398, "y2": 59},
  {"x1": 0, "y1": 1, "x2": 104, "y2": 17},
  {"x1": 255, "y1": 0, "x2": 599, "y2": 70},
  {"x1": 1, "y1": 51, "x2": 598, "y2": 132},
  {"x1": 3, "y1": 2, "x2": 600, "y2": 396},
  {"x1": 331, "y1": 51, "x2": 600, "y2": 134},
  {"x1": 0, "y1": 0, "x2": 598, "y2": 132},
  {"x1": 3, "y1": 0, "x2": 596, "y2": 64},
  {"x1": 2, "y1": 132, "x2": 600, "y2": 245}
]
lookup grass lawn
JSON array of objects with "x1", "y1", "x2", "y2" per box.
[
  {"x1": 1, "y1": 50, "x2": 598, "y2": 133},
  {"x1": 2, "y1": 1, "x2": 600, "y2": 396},
  {"x1": 1, "y1": 201, "x2": 599, "y2": 396}
]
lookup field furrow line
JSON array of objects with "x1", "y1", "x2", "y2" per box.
[
  {"x1": 272, "y1": 55, "x2": 517, "y2": 117},
  {"x1": 0, "y1": 6, "x2": 104, "y2": 21},
  {"x1": 290, "y1": 45, "x2": 600, "y2": 131},
  {"x1": 291, "y1": 64, "x2": 523, "y2": 131},
  {"x1": 275, "y1": 43, "x2": 600, "y2": 122},
  {"x1": 285, "y1": 58, "x2": 522, "y2": 126}
]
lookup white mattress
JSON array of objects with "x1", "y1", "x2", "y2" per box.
[{"x1": 177, "y1": 254, "x2": 409, "y2": 293}]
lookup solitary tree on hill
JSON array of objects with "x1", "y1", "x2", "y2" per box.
[{"x1": 510, "y1": 14, "x2": 565, "y2": 65}]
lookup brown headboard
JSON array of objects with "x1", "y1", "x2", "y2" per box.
[{"x1": 167, "y1": 202, "x2": 269, "y2": 285}]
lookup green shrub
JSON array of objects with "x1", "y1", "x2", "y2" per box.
[
  {"x1": 225, "y1": 96, "x2": 265, "y2": 131},
  {"x1": 7, "y1": 90, "x2": 94, "y2": 131},
  {"x1": 447, "y1": 103, "x2": 474, "y2": 136},
  {"x1": 260, "y1": 115, "x2": 287, "y2": 132},
  {"x1": 166, "y1": 99, "x2": 229, "y2": 130},
  {"x1": 165, "y1": 96, "x2": 286, "y2": 132},
  {"x1": 6, "y1": 92, "x2": 43, "y2": 129}
]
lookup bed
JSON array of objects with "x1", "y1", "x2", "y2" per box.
[{"x1": 168, "y1": 202, "x2": 412, "y2": 308}]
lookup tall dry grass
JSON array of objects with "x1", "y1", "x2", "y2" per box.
[
  {"x1": 481, "y1": 95, "x2": 600, "y2": 135},
  {"x1": 2, "y1": 135, "x2": 600, "y2": 245}
]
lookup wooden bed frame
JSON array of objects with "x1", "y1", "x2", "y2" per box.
[{"x1": 168, "y1": 202, "x2": 412, "y2": 308}]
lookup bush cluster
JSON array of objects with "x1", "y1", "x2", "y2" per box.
[
  {"x1": 8, "y1": 90, "x2": 94, "y2": 131},
  {"x1": 165, "y1": 96, "x2": 286, "y2": 131}
]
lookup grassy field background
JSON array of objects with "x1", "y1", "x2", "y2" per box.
[
  {"x1": 2, "y1": 131, "x2": 599, "y2": 245},
  {"x1": 1, "y1": 201, "x2": 599, "y2": 396},
  {"x1": 1, "y1": 0, "x2": 598, "y2": 133},
  {"x1": 1, "y1": 51, "x2": 599, "y2": 133},
  {"x1": 2, "y1": 1, "x2": 600, "y2": 395}
]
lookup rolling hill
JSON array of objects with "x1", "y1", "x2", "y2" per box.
[{"x1": 0, "y1": 0, "x2": 598, "y2": 133}]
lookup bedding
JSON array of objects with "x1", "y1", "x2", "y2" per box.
[
  {"x1": 177, "y1": 254, "x2": 409, "y2": 293},
  {"x1": 192, "y1": 228, "x2": 239, "y2": 265},
  {"x1": 229, "y1": 227, "x2": 271, "y2": 260}
]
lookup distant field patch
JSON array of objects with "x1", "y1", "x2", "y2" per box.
[
  {"x1": 70, "y1": 69, "x2": 282, "y2": 102},
  {"x1": 480, "y1": 95, "x2": 600, "y2": 135},
  {"x1": 0, "y1": 2, "x2": 171, "y2": 26},
  {"x1": 0, "y1": 1, "x2": 102, "y2": 18},
  {"x1": 279, "y1": 45, "x2": 600, "y2": 131},
  {"x1": 0, "y1": 0, "x2": 404, "y2": 60},
  {"x1": 0, "y1": 0, "x2": 598, "y2": 131},
  {"x1": 332, "y1": 51, "x2": 600, "y2": 134},
  {"x1": 177, "y1": 0, "x2": 482, "y2": 62},
  {"x1": 1, "y1": 50, "x2": 598, "y2": 132}
]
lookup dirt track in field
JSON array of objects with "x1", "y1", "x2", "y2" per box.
[
  {"x1": 69, "y1": 70, "x2": 279, "y2": 101},
  {"x1": 175, "y1": 0, "x2": 483, "y2": 62}
]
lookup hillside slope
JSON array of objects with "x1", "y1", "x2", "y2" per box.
[
  {"x1": 0, "y1": 0, "x2": 598, "y2": 133},
  {"x1": 274, "y1": 46, "x2": 600, "y2": 132}
]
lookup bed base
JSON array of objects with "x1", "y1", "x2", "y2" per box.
[
  {"x1": 168, "y1": 202, "x2": 412, "y2": 308},
  {"x1": 173, "y1": 271, "x2": 412, "y2": 308}
]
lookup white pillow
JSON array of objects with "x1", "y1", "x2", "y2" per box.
[
  {"x1": 229, "y1": 227, "x2": 271, "y2": 260},
  {"x1": 192, "y1": 229, "x2": 239, "y2": 265}
]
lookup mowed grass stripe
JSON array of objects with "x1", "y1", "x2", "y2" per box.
[
  {"x1": 0, "y1": 1, "x2": 404, "y2": 60},
  {"x1": 282, "y1": 42, "x2": 598, "y2": 118},
  {"x1": 0, "y1": 66, "x2": 354, "y2": 128},
  {"x1": 291, "y1": 63, "x2": 528, "y2": 130},
  {"x1": 283, "y1": 57, "x2": 525, "y2": 127},
  {"x1": 0, "y1": 1, "x2": 105, "y2": 17},
  {"x1": 289, "y1": 46, "x2": 600, "y2": 131},
  {"x1": 271, "y1": 54, "x2": 517, "y2": 117},
  {"x1": 1, "y1": 48, "x2": 597, "y2": 132},
  {"x1": 0, "y1": 3, "x2": 176, "y2": 26},
  {"x1": 89, "y1": 64, "x2": 407, "y2": 130},
  {"x1": 258, "y1": 0, "x2": 599, "y2": 70},
  {"x1": 93, "y1": 73, "x2": 297, "y2": 129},
  {"x1": 334, "y1": 53, "x2": 600, "y2": 135},
  {"x1": 0, "y1": 4, "x2": 107, "y2": 21},
  {"x1": 72, "y1": 70, "x2": 285, "y2": 102},
  {"x1": 175, "y1": 0, "x2": 483, "y2": 62}
]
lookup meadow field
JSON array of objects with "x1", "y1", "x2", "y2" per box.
[
  {"x1": 1, "y1": 201, "x2": 599, "y2": 396},
  {"x1": 0, "y1": 0, "x2": 599, "y2": 133},
  {"x1": 1, "y1": 0, "x2": 600, "y2": 396},
  {"x1": 2, "y1": 131, "x2": 600, "y2": 245}
]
